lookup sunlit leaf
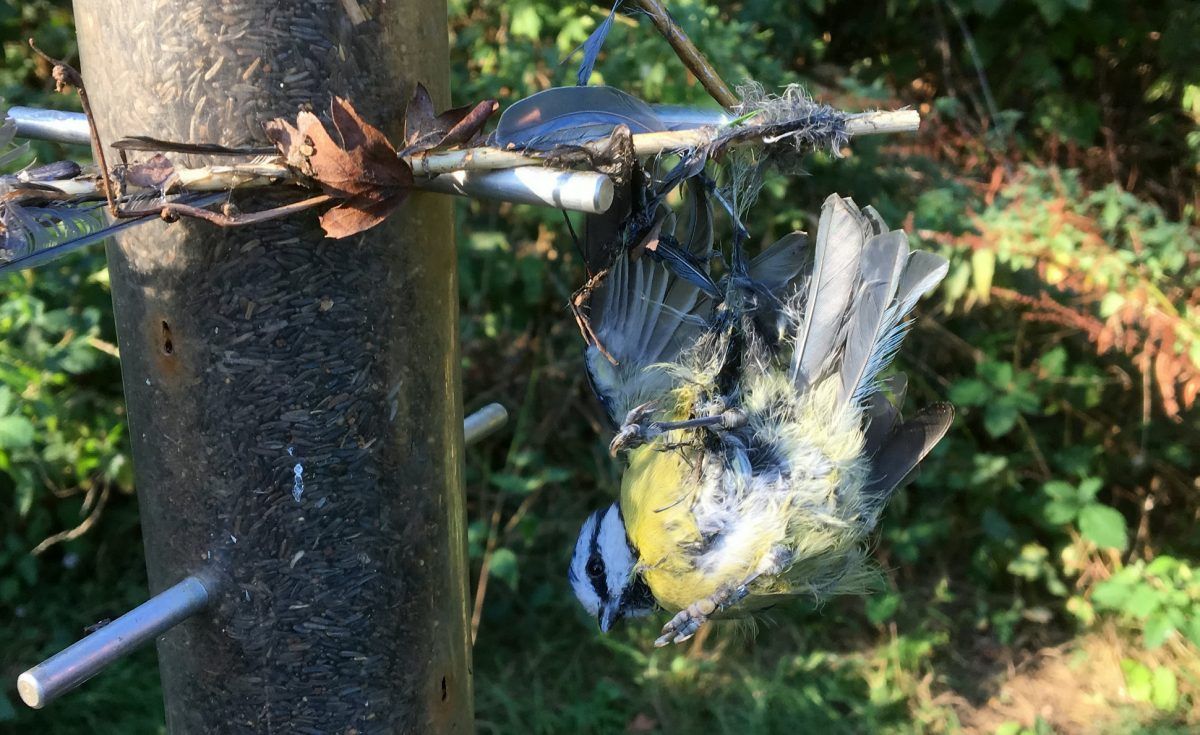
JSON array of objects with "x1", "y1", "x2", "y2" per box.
[
  {"x1": 489, "y1": 548, "x2": 519, "y2": 590},
  {"x1": 1151, "y1": 666, "x2": 1179, "y2": 711},
  {"x1": 0, "y1": 415, "x2": 34, "y2": 449},
  {"x1": 1078, "y1": 504, "x2": 1128, "y2": 551}
]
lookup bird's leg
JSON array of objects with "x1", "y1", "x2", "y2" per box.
[
  {"x1": 612, "y1": 397, "x2": 747, "y2": 457},
  {"x1": 654, "y1": 546, "x2": 792, "y2": 647},
  {"x1": 654, "y1": 585, "x2": 747, "y2": 647},
  {"x1": 609, "y1": 402, "x2": 661, "y2": 456},
  {"x1": 650, "y1": 407, "x2": 747, "y2": 434}
]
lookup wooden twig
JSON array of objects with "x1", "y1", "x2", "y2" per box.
[
  {"x1": 160, "y1": 193, "x2": 333, "y2": 227},
  {"x1": 630, "y1": 0, "x2": 739, "y2": 110},
  {"x1": 470, "y1": 497, "x2": 503, "y2": 645},
  {"x1": 31, "y1": 484, "x2": 110, "y2": 555},
  {"x1": 171, "y1": 161, "x2": 293, "y2": 190},
  {"x1": 941, "y1": 0, "x2": 1000, "y2": 127},
  {"x1": 408, "y1": 108, "x2": 921, "y2": 175},
  {"x1": 25, "y1": 108, "x2": 918, "y2": 203},
  {"x1": 7, "y1": 106, "x2": 919, "y2": 244},
  {"x1": 570, "y1": 267, "x2": 618, "y2": 364}
]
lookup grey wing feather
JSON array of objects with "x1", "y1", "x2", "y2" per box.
[
  {"x1": 891, "y1": 250, "x2": 950, "y2": 318},
  {"x1": 585, "y1": 252, "x2": 707, "y2": 423},
  {"x1": 862, "y1": 373, "x2": 907, "y2": 457},
  {"x1": 861, "y1": 204, "x2": 888, "y2": 236},
  {"x1": 1, "y1": 193, "x2": 227, "y2": 274},
  {"x1": 842, "y1": 248, "x2": 948, "y2": 404},
  {"x1": 863, "y1": 402, "x2": 954, "y2": 503},
  {"x1": 2, "y1": 201, "x2": 112, "y2": 272},
  {"x1": 584, "y1": 179, "x2": 713, "y2": 424},
  {"x1": 838, "y1": 230, "x2": 909, "y2": 404},
  {"x1": 676, "y1": 176, "x2": 713, "y2": 260},
  {"x1": 641, "y1": 182, "x2": 714, "y2": 360},
  {"x1": 748, "y1": 231, "x2": 808, "y2": 295},
  {"x1": 790, "y1": 194, "x2": 868, "y2": 388},
  {"x1": 494, "y1": 86, "x2": 664, "y2": 150}
]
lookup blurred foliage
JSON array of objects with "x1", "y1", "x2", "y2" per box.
[{"x1": 3, "y1": 0, "x2": 1200, "y2": 733}]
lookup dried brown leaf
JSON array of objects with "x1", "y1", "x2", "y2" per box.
[
  {"x1": 319, "y1": 191, "x2": 407, "y2": 239},
  {"x1": 403, "y1": 83, "x2": 439, "y2": 149},
  {"x1": 1182, "y1": 376, "x2": 1199, "y2": 410},
  {"x1": 126, "y1": 153, "x2": 175, "y2": 189},
  {"x1": 402, "y1": 83, "x2": 498, "y2": 153},
  {"x1": 265, "y1": 96, "x2": 412, "y2": 199},
  {"x1": 327, "y1": 97, "x2": 410, "y2": 187},
  {"x1": 437, "y1": 99, "x2": 499, "y2": 148},
  {"x1": 1153, "y1": 351, "x2": 1182, "y2": 419}
]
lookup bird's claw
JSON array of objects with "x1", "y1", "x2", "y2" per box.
[
  {"x1": 609, "y1": 424, "x2": 644, "y2": 456},
  {"x1": 653, "y1": 583, "x2": 753, "y2": 647},
  {"x1": 609, "y1": 402, "x2": 659, "y2": 456},
  {"x1": 654, "y1": 597, "x2": 717, "y2": 647}
]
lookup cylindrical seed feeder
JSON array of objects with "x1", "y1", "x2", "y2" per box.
[{"x1": 70, "y1": 0, "x2": 472, "y2": 731}]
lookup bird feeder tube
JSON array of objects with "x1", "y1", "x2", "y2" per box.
[
  {"x1": 17, "y1": 405, "x2": 507, "y2": 712},
  {"x1": 68, "y1": 0, "x2": 473, "y2": 731}
]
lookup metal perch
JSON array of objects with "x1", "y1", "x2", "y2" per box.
[{"x1": 17, "y1": 574, "x2": 215, "y2": 709}]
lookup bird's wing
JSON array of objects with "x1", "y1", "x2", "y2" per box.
[
  {"x1": 862, "y1": 373, "x2": 908, "y2": 457},
  {"x1": 747, "y1": 231, "x2": 808, "y2": 293},
  {"x1": 583, "y1": 176, "x2": 714, "y2": 425},
  {"x1": 681, "y1": 196, "x2": 949, "y2": 599},
  {"x1": 0, "y1": 192, "x2": 227, "y2": 275}
]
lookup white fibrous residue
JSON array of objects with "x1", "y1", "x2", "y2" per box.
[{"x1": 288, "y1": 446, "x2": 305, "y2": 502}]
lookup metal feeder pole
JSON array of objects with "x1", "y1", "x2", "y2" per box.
[{"x1": 68, "y1": 1, "x2": 472, "y2": 731}]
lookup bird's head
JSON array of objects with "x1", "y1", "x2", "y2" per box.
[{"x1": 569, "y1": 502, "x2": 654, "y2": 632}]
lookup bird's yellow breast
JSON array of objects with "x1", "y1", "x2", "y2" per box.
[{"x1": 619, "y1": 445, "x2": 726, "y2": 611}]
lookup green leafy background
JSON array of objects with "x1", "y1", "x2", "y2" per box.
[{"x1": 2, "y1": 0, "x2": 1198, "y2": 732}]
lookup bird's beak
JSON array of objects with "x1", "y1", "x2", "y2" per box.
[{"x1": 598, "y1": 605, "x2": 621, "y2": 633}]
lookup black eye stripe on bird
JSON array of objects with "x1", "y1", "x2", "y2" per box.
[{"x1": 569, "y1": 176, "x2": 953, "y2": 646}]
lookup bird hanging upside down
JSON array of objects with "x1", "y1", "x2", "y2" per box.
[{"x1": 569, "y1": 182, "x2": 953, "y2": 646}]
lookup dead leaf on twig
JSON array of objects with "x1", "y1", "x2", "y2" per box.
[
  {"x1": 125, "y1": 154, "x2": 176, "y2": 189},
  {"x1": 318, "y1": 191, "x2": 408, "y2": 240},
  {"x1": 265, "y1": 96, "x2": 411, "y2": 197},
  {"x1": 264, "y1": 96, "x2": 413, "y2": 238},
  {"x1": 402, "y1": 83, "x2": 498, "y2": 154},
  {"x1": 438, "y1": 99, "x2": 499, "y2": 147}
]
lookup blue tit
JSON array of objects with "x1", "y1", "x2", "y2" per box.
[{"x1": 569, "y1": 186, "x2": 953, "y2": 646}]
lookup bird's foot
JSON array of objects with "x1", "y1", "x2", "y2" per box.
[
  {"x1": 609, "y1": 402, "x2": 659, "y2": 456},
  {"x1": 654, "y1": 584, "x2": 749, "y2": 647},
  {"x1": 654, "y1": 599, "x2": 715, "y2": 646}
]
